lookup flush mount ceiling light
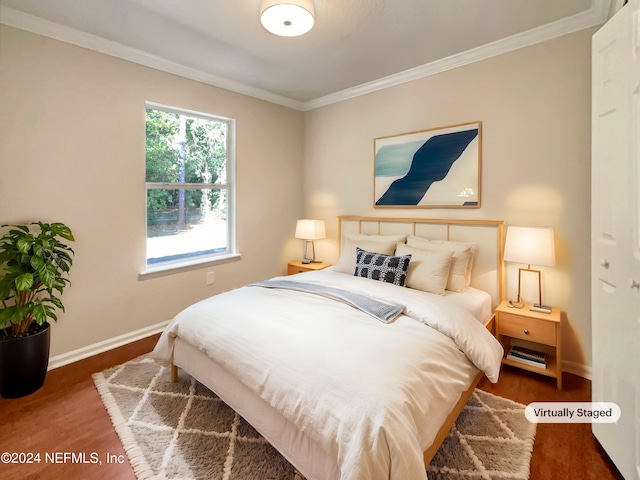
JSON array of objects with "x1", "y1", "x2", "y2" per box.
[{"x1": 260, "y1": 0, "x2": 315, "y2": 37}]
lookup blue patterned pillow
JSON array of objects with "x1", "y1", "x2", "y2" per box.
[{"x1": 354, "y1": 247, "x2": 412, "y2": 286}]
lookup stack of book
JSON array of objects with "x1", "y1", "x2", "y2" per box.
[{"x1": 507, "y1": 345, "x2": 547, "y2": 368}]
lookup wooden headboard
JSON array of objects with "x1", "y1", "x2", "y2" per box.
[{"x1": 338, "y1": 216, "x2": 505, "y2": 308}]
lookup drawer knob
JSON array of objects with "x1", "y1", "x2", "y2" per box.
[
  {"x1": 600, "y1": 258, "x2": 610, "y2": 269},
  {"x1": 523, "y1": 329, "x2": 529, "y2": 335}
]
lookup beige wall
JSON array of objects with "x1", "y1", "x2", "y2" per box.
[
  {"x1": 303, "y1": 29, "x2": 594, "y2": 375},
  {"x1": 1, "y1": 23, "x2": 596, "y2": 376},
  {"x1": 0, "y1": 26, "x2": 304, "y2": 357}
]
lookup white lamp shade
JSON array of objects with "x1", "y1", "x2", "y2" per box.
[
  {"x1": 295, "y1": 219, "x2": 325, "y2": 240},
  {"x1": 503, "y1": 226, "x2": 556, "y2": 267},
  {"x1": 260, "y1": 0, "x2": 315, "y2": 37}
]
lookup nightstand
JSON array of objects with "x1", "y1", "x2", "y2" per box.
[
  {"x1": 287, "y1": 261, "x2": 331, "y2": 275},
  {"x1": 495, "y1": 300, "x2": 562, "y2": 390}
]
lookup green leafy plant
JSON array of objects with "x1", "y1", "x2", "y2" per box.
[{"x1": 0, "y1": 222, "x2": 75, "y2": 338}]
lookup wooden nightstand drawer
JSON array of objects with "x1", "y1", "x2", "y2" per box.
[
  {"x1": 495, "y1": 301, "x2": 562, "y2": 389},
  {"x1": 497, "y1": 312, "x2": 556, "y2": 345},
  {"x1": 288, "y1": 264, "x2": 310, "y2": 275}
]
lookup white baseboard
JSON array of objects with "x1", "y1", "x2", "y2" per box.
[
  {"x1": 48, "y1": 320, "x2": 170, "y2": 371},
  {"x1": 562, "y1": 359, "x2": 592, "y2": 380}
]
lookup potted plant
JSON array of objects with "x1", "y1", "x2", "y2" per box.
[{"x1": 0, "y1": 222, "x2": 74, "y2": 398}]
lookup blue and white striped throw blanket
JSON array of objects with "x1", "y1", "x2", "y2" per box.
[{"x1": 249, "y1": 279, "x2": 405, "y2": 323}]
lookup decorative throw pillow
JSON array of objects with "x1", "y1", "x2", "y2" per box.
[
  {"x1": 334, "y1": 232, "x2": 407, "y2": 274},
  {"x1": 395, "y1": 243, "x2": 453, "y2": 295},
  {"x1": 406, "y1": 236, "x2": 476, "y2": 292},
  {"x1": 354, "y1": 247, "x2": 411, "y2": 286}
]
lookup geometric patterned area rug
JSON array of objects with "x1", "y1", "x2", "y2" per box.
[
  {"x1": 93, "y1": 355, "x2": 536, "y2": 480},
  {"x1": 427, "y1": 389, "x2": 537, "y2": 480}
]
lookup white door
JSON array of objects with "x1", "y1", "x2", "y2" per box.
[
  {"x1": 631, "y1": 3, "x2": 640, "y2": 477},
  {"x1": 592, "y1": 2, "x2": 640, "y2": 479}
]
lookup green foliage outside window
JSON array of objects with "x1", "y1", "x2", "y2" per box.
[{"x1": 145, "y1": 109, "x2": 228, "y2": 234}]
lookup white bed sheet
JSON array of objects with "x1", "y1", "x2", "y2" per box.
[
  {"x1": 323, "y1": 267, "x2": 492, "y2": 324},
  {"x1": 153, "y1": 269, "x2": 503, "y2": 480},
  {"x1": 444, "y1": 286, "x2": 492, "y2": 323}
]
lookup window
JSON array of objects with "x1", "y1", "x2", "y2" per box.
[{"x1": 144, "y1": 103, "x2": 235, "y2": 270}]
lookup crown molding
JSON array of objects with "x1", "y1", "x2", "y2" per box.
[
  {"x1": 1, "y1": 1, "x2": 610, "y2": 113},
  {"x1": 301, "y1": 0, "x2": 611, "y2": 111},
  {"x1": 0, "y1": 6, "x2": 304, "y2": 111}
]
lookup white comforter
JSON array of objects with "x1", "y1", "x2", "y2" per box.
[{"x1": 152, "y1": 269, "x2": 503, "y2": 480}]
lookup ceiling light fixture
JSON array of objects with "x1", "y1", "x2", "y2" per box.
[{"x1": 260, "y1": 0, "x2": 315, "y2": 37}]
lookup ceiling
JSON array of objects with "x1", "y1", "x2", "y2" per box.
[{"x1": 0, "y1": 0, "x2": 611, "y2": 110}]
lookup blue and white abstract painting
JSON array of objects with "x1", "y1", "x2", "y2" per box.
[{"x1": 374, "y1": 122, "x2": 481, "y2": 208}]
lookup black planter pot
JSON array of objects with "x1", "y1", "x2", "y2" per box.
[{"x1": 0, "y1": 322, "x2": 51, "y2": 399}]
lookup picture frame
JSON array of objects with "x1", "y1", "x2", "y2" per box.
[{"x1": 374, "y1": 121, "x2": 482, "y2": 208}]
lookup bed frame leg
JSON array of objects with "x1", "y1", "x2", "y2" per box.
[{"x1": 170, "y1": 363, "x2": 178, "y2": 383}]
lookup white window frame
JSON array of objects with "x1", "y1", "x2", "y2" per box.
[{"x1": 140, "y1": 102, "x2": 239, "y2": 278}]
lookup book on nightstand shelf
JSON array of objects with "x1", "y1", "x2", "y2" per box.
[{"x1": 507, "y1": 346, "x2": 547, "y2": 369}]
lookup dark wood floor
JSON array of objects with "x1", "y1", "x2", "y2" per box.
[
  {"x1": 0, "y1": 335, "x2": 625, "y2": 480},
  {"x1": 478, "y1": 368, "x2": 624, "y2": 480}
]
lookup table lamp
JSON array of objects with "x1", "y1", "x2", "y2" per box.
[
  {"x1": 503, "y1": 225, "x2": 556, "y2": 313},
  {"x1": 295, "y1": 219, "x2": 325, "y2": 264}
]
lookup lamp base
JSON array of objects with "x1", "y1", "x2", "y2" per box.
[
  {"x1": 530, "y1": 304, "x2": 552, "y2": 314},
  {"x1": 507, "y1": 299, "x2": 525, "y2": 309},
  {"x1": 301, "y1": 258, "x2": 322, "y2": 264}
]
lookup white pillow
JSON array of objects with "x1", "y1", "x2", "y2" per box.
[
  {"x1": 395, "y1": 243, "x2": 453, "y2": 295},
  {"x1": 406, "y1": 235, "x2": 476, "y2": 292},
  {"x1": 334, "y1": 233, "x2": 407, "y2": 274}
]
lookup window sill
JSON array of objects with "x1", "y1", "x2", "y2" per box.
[{"x1": 138, "y1": 253, "x2": 241, "y2": 280}]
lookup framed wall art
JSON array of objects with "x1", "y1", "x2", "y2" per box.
[{"x1": 374, "y1": 121, "x2": 482, "y2": 208}]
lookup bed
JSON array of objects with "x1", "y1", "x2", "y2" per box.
[{"x1": 152, "y1": 216, "x2": 505, "y2": 480}]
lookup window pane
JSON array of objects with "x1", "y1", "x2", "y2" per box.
[
  {"x1": 145, "y1": 108, "x2": 227, "y2": 185},
  {"x1": 146, "y1": 188, "x2": 228, "y2": 265}
]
